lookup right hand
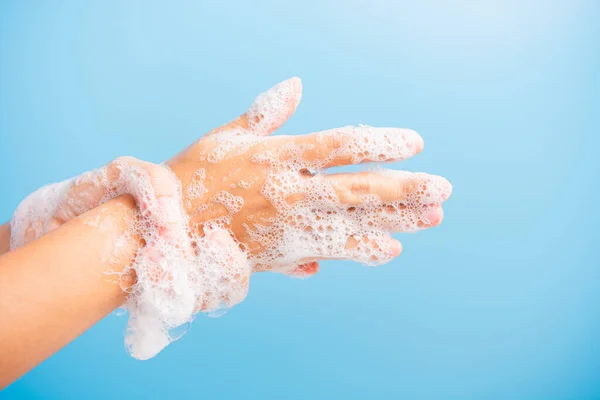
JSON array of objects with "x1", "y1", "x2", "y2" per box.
[{"x1": 167, "y1": 77, "x2": 453, "y2": 277}]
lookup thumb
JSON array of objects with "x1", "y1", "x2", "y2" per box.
[
  {"x1": 211, "y1": 77, "x2": 303, "y2": 137},
  {"x1": 200, "y1": 229, "x2": 251, "y2": 311}
]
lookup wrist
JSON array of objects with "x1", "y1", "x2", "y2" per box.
[{"x1": 71, "y1": 194, "x2": 142, "y2": 299}]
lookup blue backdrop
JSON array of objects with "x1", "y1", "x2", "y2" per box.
[{"x1": 1, "y1": 1, "x2": 599, "y2": 399}]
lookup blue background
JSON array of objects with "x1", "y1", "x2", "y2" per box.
[{"x1": 1, "y1": 1, "x2": 599, "y2": 399}]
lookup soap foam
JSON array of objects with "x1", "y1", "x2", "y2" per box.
[
  {"x1": 10, "y1": 158, "x2": 250, "y2": 360},
  {"x1": 192, "y1": 80, "x2": 451, "y2": 275},
  {"x1": 9, "y1": 77, "x2": 451, "y2": 360}
]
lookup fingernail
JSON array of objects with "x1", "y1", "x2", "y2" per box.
[
  {"x1": 288, "y1": 77, "x2": 303, "y2": 104},
  {"x1": 386, "y1": 238, "x2": 402, "y2": 257},
  {"x1": 404, "y1": 129, "x2": 424, "y2": 153},
  {"x1": 275, "y1": 77, "x2": 300, "y2": 92},
  {"x1": 429, "y1": 175, "x2": 453, "y2": 201},
  {"x1": 425, "y1": 207, "x2": 443, "y2": 226}
]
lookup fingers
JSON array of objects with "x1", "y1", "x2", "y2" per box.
[
  {"x1": 285, "y1": 261, "x2": 320, "y2": 278},
  {"x1": 107, "y1": 157, "x2": 186, "y2": 230},
  {"x1": 246, "y1": 77, "x2": 303, "y2": 136},
  {"x1": 213, "y1": 77, "x2": 303, "y2": 137},
  {"x1": 320, "y1": 171, "x2": 450, "y2": 233},
  {"x1": 252, "y1": 171, "x2": 451, "y2": 273},
  {"x1": 324, "y1": 172, "x2": 419, "y2": 205},
  {"x1": 292, "y1": 125, "x2": 424, "y2": 168},
  {"x1": 52, "y1": 171, "x2": 107, "y2": 225},
  {"x1": 287, "y1": 234, "x2": 401, "y2": 266},
  {"x1": 342, "y1": 234, "x2": 402, "y2": 265},
  {"x1": 199, "y1": 230, "x2": 251, "y2": 311},
  {"x1": 321, "y1": 171, "x2": 452, "y2": 206},
  {"x1": 63, "y1": 157, "x2": 193, "y2": 330},
  {"x1": 357, "y1": 203, "x2": 445, "y2": 233},
  {"x1": 53, "y1": 156, "x2": 185, "y2": 231},
  {"x1": 376, "y1": 170, "x2": 453, "y2": 203},
  {"x1": 10, "y1": 179, "x2": 74, "y2": 248}
]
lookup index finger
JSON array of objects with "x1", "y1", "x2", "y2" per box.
[
  {"x1": 210, "y1": 77, "x2": 303, "y2": 137},
  {"x1": 291, "y1": 125, "x2": 424, "y2": 169}
]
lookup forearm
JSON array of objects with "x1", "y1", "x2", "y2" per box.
[
  {"x1": 0, "y1": 223, "x2": 9, "y2": 255},
  {"x1": 0, "y1": 140, "x2": 205, "y2": 384},
  {"x1": 0, "y1": 195, "x2": 140, "y2": 388}
]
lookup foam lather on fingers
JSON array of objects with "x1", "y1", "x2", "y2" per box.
[
  {"x1": 246, "y1": 77, "x2": 302, "y2": 136},
  {"x1": 245, "y1": 153, "x2": 452, "y2": 271},
  {"x1": 10, "y1": 179, "x2": 74, "y2": 249},
  {"x1": 194, "y1": 79, "x2": 452, "y2": 274},
  {"x1": 308, "y1": 125, "x2": 425, "y2": 165},
  {"x1": 9, "y1": 158, "x2": 251, "y2": 360}
]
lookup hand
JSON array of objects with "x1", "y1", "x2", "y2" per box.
[
  {"x1": 168, "y1": 77, "x2": 452, "y2": 277},
  {"x1": 9, "y1": 157, "x2": 251, "y2": 359},
  {"x1": 10, "y1": 157, "x2": 183, "y2": 249}
]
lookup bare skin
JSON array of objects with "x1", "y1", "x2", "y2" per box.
[
  {"x1": 0, "y1": 78, "x2": 451, "y2": 387},
  {"x1": 0, "y1": 196, "x2": 142, "y2": 387}
]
